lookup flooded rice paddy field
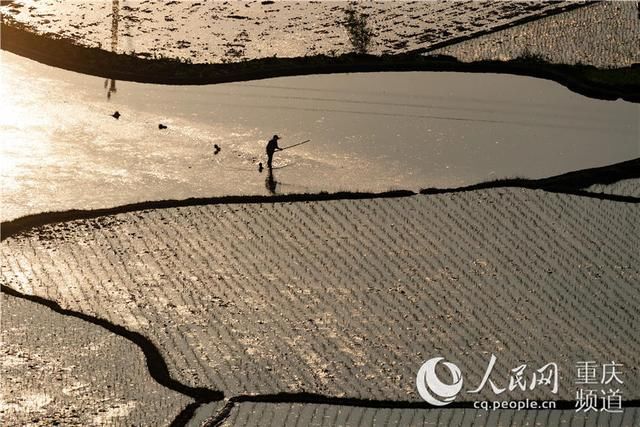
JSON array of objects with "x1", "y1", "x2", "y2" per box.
[
  {"x1": 433, "y1": 2, "x2": 640, "y2": 68},
  {"x1": 0, "y1": 292, "x2": 190, "y2": 426},
  {"x1": 1, "y1": 51, "x2": 637, "y2": 221},
  {"x1": 3, "y1": 190, "x2": 639, "y2": 404},
  {"x1": 1, "y1": 3, "x2": 639, "y2": 426},
  {"x1": 0, "y1": 0, "x2": 579, "y2": 63},
  {"x1": 219, "y1": 403, "x2": 640, "y2": 427},
  {"x1": 586, "y1": 178, "x2": 640, "y2": 199}
]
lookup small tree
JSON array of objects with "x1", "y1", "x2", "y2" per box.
[{"x1": 343, "y1": 5, "x2": 374, "y2": 55}]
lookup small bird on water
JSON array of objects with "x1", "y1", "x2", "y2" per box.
[{"x1": 111, "y1": 111, "x2": 121, "y2": 119}]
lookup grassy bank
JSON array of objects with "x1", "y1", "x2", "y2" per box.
[{"x1": 2, "y1": 21, "x2": 639, "y2": 102}]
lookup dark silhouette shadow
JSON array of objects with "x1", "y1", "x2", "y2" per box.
[
  {"x1": 104, "y1": 0, "x2": 119, "y2": 100},
  {"x1": 105, "y1": 78, "x2": 117, "y2": 100},
  {"x1": 266, "y1": 134, "x2": 280, "y2": 169},
  {"x1": 265, "y1": 168, "x2": 278, "y2": 195}
]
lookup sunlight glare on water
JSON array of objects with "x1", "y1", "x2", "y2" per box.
[
  {"x1": 0, "y1": 51, "x2": 638, "y2": 221},
  {"x1": 0, "y1": 55, "x2": 56, "y2": 197}
]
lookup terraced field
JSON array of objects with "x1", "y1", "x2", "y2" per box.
[
  {"x1": 2, "y1": 2, "x2": 638, "y2": 425},
  {"x1": 586, "y1": 178, "x2": 640, "y2": 199},
  {"x1": 3, "y1": 187, "x2": 639, "y2": 421},
  {"x1": 433, "y1": 2, "x2": 640, "y2": 68},
  {"x1": 0, "y1": 0, "x2": 579, "y2": 63},
  {"x1": 0, "y1": 291, "x2": 190, "y2": 426},
  {"x1": 219, "y1": 403, "x2": 640, "y2": 427}
]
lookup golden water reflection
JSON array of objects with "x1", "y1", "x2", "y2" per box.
[{"x1": 1, "y1": 50, "x2": 638, "y2": 222}]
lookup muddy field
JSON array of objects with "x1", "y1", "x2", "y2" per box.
[
  {"x1": 0, "y1": 0, "x2": 579, "y2": 63},
  {"x1": 586, "y1": 178, "x2": 640, "y2": 199},
  {"x1": 0, "y1": 292, "x2": 190, "y2": 426},
  {"x1": 220, "y1": 402, "x2": 640, "y2": 427},
  {"x1": 3, "y1": 186, "x2": 639, "y2": 424},
  {"x1": 1, "y1": 2, "x2": 639, "y2": 425},
  {"x1": 433, "y1": 2, "x2": 640, "y2": 68}
]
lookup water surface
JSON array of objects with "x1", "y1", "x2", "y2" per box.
[{"x1": 0, "y1": 51, "x2": 638, "y2": 220}]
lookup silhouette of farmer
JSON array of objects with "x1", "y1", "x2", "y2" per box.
[{"x1": 266, "y1": 135, "x2": 281, "y2": 169}]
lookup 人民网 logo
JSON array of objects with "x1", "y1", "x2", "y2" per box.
[{"x1": 416, "y1": 357, "x2": 464, "y2": 406}]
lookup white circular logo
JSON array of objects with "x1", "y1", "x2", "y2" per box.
[{"x1": 416, "y1": 357, "x2": 464, "y2": 406}]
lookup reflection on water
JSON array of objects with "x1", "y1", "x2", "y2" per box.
[
  {"x1": 0, "y1": 50, "x2": 638, "y2": 221},
  {"x1": 265, "y1": 169, "x2": 278, "y2": 195},
  {"x1": 104, "y1": 78, "x2": 117, "y2": 100},
  {"x1": 105, "y1": 0, "x2": 119, "y2": 100}
]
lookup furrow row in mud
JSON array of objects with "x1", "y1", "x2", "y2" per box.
[{"x1": 3, "y1": 188, "x2": 638, "y2": 406}]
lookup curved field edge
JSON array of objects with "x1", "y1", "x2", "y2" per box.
[
  {"x1": 421, "y1": 158, "x2": 640, "y2": 199},
  {"x1": 1, "y1": 284, "x2": 221, "y2": 426},
  {"x1": 2, "y1": 158, "x2": 638, "y2": 242},
  {"x1": 8, "y1": 281, "x2": 636, "y2": 427},
  {"x1": 4, "y1": 190, "x2": 639, "y2": 425},
  {"x1": 1, "y1": 21, "x2": 639, "y2": 103},
  {"x1": 0, "y1": 290, "x2": 193, "y2": 426},
  {"x1": 0, "y1": 285, "x2": 224, "y2": 405},
  {"x1": 2, "y1": 177, "x2": 639, "y2": 425}
]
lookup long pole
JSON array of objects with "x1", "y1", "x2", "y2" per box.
[{"x1": 280, "y1": 140, "x2": 311, "y2": 151}]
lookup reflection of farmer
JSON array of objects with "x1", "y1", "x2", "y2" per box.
[
  {"x1": 265, "y1": 168, "x2": 277, "y2": 194},
  {"x1": 266, "y1": 135, "x2": 281, "y2": 169}
]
